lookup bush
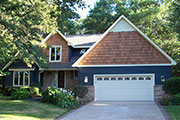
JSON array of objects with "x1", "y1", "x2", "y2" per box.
[
  {"x1": 12, "y1": 88, "x2": 30, "y2": 99},
  {"x1": 41, "y1": 87, "x2": 79, "y2": 109},
  {"x1": 73, "y1": 85, "x2": 88, "y2": 98},
  {"x1": 30, "y1": 87, "x2": 40, "y2": 96},
  {"x1": 172, "y1": 93, "x2": 180, "y2": 105},
  {"x1": 159, "y1": 97, "x2": 171, "y2": 106},
  {"x1": 163, "y1": 77, "x2": 180, "y2": 95},
  {"x1": 2, "y1": 87, "x2": 14, "y2": 96}
]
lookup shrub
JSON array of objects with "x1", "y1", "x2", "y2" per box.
[
  {"x1": 172, "y1": 93, "x2": 180, "y2": 105},
  {"x1": 159, "y1": 97, "x2": 171, "y2": 106},
  {"x1": 2, "y1": 87, "x2": 14, "y2": 96},
  {"x1": 30, "y1": 87, "x2": 40, "y2": 96},
  {"x1": 163, "y1": 77, "x2": 180, "y2": 95},
  {"x1": 41, "y1": 87, "x2": 79, "y2": 109},
  {"x1": 73, "y1": 85, "x2": 88, "y2": 98},
  {"x1": 12, "y1": 88, "x2": 30, "y2": 99}
]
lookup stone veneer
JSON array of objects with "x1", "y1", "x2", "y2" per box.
[
  {"x1": 154, "y1": 85, "x2": 167, "y2": 100},
  {"x1": 84, "y1": 85, "x2": 95, "y2": 101},
  {"x1": 82, "y1": 85, "x2": 166, "y2": 101}
]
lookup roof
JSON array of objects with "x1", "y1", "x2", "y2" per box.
[
  {"x1": 40, "y1": 55, "x2": 80, "y2": 70},
  {"x1": 41, "y1": 30, "x2": 102, "y2": 48},
  {"x1": 73, "y1": 15, "x2": 177, "y2": 67},
  {"x1": 66, "y1": 34, "x2": 102, "y2": 48}
]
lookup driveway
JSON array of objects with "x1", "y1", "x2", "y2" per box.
[{"x1": 59, "y1": 101, "x2": 165, "y2": 120}]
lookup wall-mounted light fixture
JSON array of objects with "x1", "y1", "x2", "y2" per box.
[
  {"x1": 161, "y1": 76, "x2": 166, "y2": 82},
  {"x1": 84, "y1": 76, "x2": 88, "y2": 83}
]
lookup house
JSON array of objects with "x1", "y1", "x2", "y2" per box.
[{"x1": 2, "y1": 15, "x2": 176, "y2": 101}]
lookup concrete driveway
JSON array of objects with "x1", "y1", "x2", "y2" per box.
[{"x1": 59, "y1": 101, "x2": 165, "y2": 120}]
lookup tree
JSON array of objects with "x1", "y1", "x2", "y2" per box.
[
  {"x1": 0, "y1": 0, "x2": 83, "y2": 75},
  {"x1": 82, "y1": 0, "x2": 180, "y2": 75}
]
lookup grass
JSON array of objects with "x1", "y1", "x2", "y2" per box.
[
  {"x1": 164, "y1": 106, "x2": 180, "y2": 120},
  {"x1": 0, "y1": 96, "x2": 68, "y2": 120}
]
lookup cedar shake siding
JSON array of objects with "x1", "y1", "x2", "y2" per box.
[
  {"x1": 43, "y1": 33, "x2": 69, "y2": 63},
  {"x1": 80, "y1": 31, "x2": 170, "y2": 65}
]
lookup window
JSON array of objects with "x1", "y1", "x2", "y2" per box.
[
  {"x1": 111, "y1": 77, "x2": 116, "y2": 80},
  {"x1": 97, "y1": 78, "x2": 102, "y2": 80},
  {"x1": 49, "y1": 46, "x2": 62, "y2": 62},
  {"x1": 125, "y1": 77, "x2": 130, "y2": 80},
  {"x1": 118, "y1": 77, "x2": 123, "y2": 80},
  {"x1": 104, "y1": 77, "x2": 109, "y2": 80},
  {"x1": 132, "y1": 77, "x2": 137, "y2": 80},
  {"x1": 146, "y1": 77, "x2": 151, "y2": 80},
  {"x1": 13, "y1": 71, "x2": 30, "y2": 86},
  {"x1": 139, "y1": 77, "x2": 144, "y2": 80}
]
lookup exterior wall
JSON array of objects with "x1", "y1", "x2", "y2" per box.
[
  {"x1": 154, "y1": 85, "x2": 167, "y2": 99},
  {"x1": 5, "y1": 62, "x2": 39, "y2": 87},
  {"x1": 77, "y1": 66, "x2": 172, "y2": 85},
  {"x1": 65, "y1": 71, "x2": 77, "y2": 89},
  {"x1": 110, "y1": 19, "x2": 135, "y2": 32},
  {"x1": 78, "y1": 66, "x2": 172, "y2": 100},
  {"x1": 79, "y1": 32, "x2": 170, "y2": 65},
  {"x1": 42, "y1": 71, "x2": 55, "y2": 88},
  {"x1": 44, "y1": 33, "x2": 69, "y2": 63}
]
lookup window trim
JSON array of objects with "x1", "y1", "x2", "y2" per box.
[
  {"x1": 49, "y1": 45, "x2": 62, "y2": 62},
  {"x1": 13, "y1": 71, "x2": 30, "y2": 87}
]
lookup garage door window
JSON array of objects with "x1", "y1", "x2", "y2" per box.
[
  {"x1": 146, "y1": 77, "x2": 151, "y2": 80},
  {"x1": 111, "y1": 77, "x2": 116, "y2": 80},
  {"x1": 97, "y1": 78, "x2": 102, "y2": 81},
  {"x1": 139, "y1": 77, "x2": 144, "y2": 80},
  {"x1": 125, "y1": 77, "x2": 130, "y2": 80},
  {"x1": 104, "y1": 77, "x2": 109, "y2": 80},
  {"x1": 118, "y1": 77, "x2": 123, "y2": 80},
  {"x1": 132, "y1": 77, "x2": 137, "y2": 80}
]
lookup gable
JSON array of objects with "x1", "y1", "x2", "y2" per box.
[
  {"x1": 73, "y1": 15, "x2": 176, "y2": 67},
  {"x1": 110, "y1": 19, "x2": 135, "y2": 32},
  {"x1": 79, "y1": 31, "x2": 170, "y2": 65},
  {"x1": 43, "y1": 34, "x2": 69, "y2": 63}
]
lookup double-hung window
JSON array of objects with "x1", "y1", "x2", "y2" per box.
[
  {"x1": 13, "y1": 71, "x2": 30, "y2": 86},
  {"x1": 49, "y1": 46, "x2": 62, "y2": 62}
]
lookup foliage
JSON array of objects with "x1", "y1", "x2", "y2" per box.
[
  {"x1": 0, "y1": 96, "x2": 68, "y2": 120},
  {"x1": 11, "y1": 88, "x2": 30, "y2": 100},
  {"x1": 163, "y1": 77, "x2": 180, "y2": 95},
  {"x1": 40, "y1": 87, "x2": 79, "y2": 109},
  {"x1": 73, "y1": 85, "x2": 88, "y2": 98},
  {"x1": 164, "y1": 106, "x2": 180, "y2": 120},
  {"x1": 82, "y1": 0, "x2": 180, "y2": 75},
  {"x1": 159, "y1": 97, "x2": 172, "y2": 106},
  {"x1": 172, "y1": 93, "x2": 180, "y2": 105},
  {"x1": 30, "y1": 87, "x2": 40, "y2": 96},
  {"x1": 2, "y1": 87, "x2": 14, "y2": 96},
  {"x1": 0, "y1": 0, "x2": 85, "y2": 74}
]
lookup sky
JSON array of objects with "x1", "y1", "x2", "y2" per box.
[{"x1": 76, "y1": 0, "x2": 97, "y2": 19}]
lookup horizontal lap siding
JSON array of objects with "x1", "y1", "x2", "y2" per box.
[
  {"x1": 80, "y1": 32, "x2": 170, "y2": 65},
  {"x1": 77, "y1": 66, "x2": 172, "y2": 85}
]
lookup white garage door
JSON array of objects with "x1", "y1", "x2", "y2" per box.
[{"x1": 94, "y1": 74, "x2": 154, "y2": 101}]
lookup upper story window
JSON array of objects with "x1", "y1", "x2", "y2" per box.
[
  {"x1": 13, "y1": 71, "x2": 30, "y2": 87},
  {"x1": 49, "y1": 46, "x2": 62, "y2": 62}
]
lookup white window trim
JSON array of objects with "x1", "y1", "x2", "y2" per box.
[
  {"x1": 49, "y1": 45, "x2": 62, "y2": 62},
  {"x1": 13, "y1": 71, "x2": 30, "y2": 87}
]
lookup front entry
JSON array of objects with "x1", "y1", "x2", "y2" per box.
[{"x1": 58, "y1": 71, "x2": 64, "y2": 88}]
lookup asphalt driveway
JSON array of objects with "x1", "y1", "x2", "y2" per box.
[{"x1": 59, "y1": 101, "x2": 165, "y2": 120}]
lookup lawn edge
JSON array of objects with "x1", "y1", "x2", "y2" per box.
[
  {"x1": 56, "y1": 101, "x2": 93, "y2": 120},
  {"x1": 155, "y1": 101, "x2": 173, "y2": 120}
]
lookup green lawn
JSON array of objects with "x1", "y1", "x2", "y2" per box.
[
  {"x1": 0, "y1": 96, "x2": 68, "y2": 120},
  {"x1": 164, "y1": 106, "x2": 180, "y2": 120}
]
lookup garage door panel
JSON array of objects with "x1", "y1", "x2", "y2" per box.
[{"x1": 94, "y1": 74, "x2": 154, "y2": 101}]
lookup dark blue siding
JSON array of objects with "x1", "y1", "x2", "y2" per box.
[
  {"x1": 4, "y1": 61, "x2": 39, "y2": 87},
  {"x1": 78, "y1": 66, "x2": 172, "y2": 85}
]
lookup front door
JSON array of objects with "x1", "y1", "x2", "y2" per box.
[{"x1": 58, "y1": 71, "x2": 64, "y2": 88}]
